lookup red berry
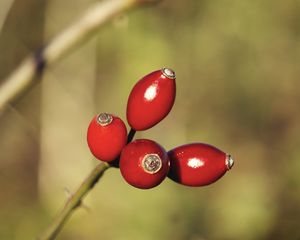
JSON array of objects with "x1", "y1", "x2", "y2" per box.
[
  {"x1": 126, "y1": 68, "x2": 176, "y2": 131},
  {"x1": 168, "y1": 143, "x2": 234, "y2": 186},
  {"x1": 120, "y1": 139, "x2": 170, "y2": 189},
  {"x1": 87, "y1": 113, "x2": 127, "y2": 162}
]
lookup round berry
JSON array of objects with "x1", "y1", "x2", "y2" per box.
[
  {"x1": 126, "y1": 68, "x2": 176, "y2": 131},
  {"x1": 87, "y1": 113, "x2": 127, "y2": 162},
  {"x1": 168, "y1": 143, "x2": 234, "y2": 186},
  {"x1": 120, "y1": 139, "x2": 170, "y2": 189}
]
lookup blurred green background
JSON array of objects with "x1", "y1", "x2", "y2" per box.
[{"x1": 1, "y1": 0, "x2": 300, "y2": 239}]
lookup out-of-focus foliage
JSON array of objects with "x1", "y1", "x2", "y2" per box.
[{"x1": 0, "y1": 0, "x2": 300, "y2": 239}]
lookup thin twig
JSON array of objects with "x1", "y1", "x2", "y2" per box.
[
  {"x1": 38, "y1": 129, "x2": 136, "y2": 239},
  {"x1": 37, "y1": 162, "x2": 110, "y2": 240},
  {"x1": 0, "y1": 0, "x2": 160, "y2": 113}
]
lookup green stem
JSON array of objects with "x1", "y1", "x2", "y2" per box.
[
  {"x1": 37, "y1": 162, "x2": 110, "y2": 240},
  {"x1": 38, "y1": 126, "x2": 136, "y2": 239}
]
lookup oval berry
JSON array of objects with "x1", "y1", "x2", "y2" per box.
[
  {"x1": 120, "y1": 139, "x2": 170, "y2": 189},
  {"x1": 87, "y1": 113, "x2": 127, "y2": 162},
  {"x1": 168, "y1": 143, "x2": 234, "y2": 186},
  {"x1": 126, "y1": 68, "x2": 176, "y2": 131}
]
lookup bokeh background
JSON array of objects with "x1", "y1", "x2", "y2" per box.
[{"x1": 1, "y1": 0, "x2": 300, "y2": 239}]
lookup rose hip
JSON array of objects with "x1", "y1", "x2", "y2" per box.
[
  {"x1": 168, "y1": 143, "x2": 234, "y2": 186},
  {"x1": 87, "y1": 113, "x2": 127, "y2": 162},
  {"x1": 126, "y1": 68, "x2": 176, "y2": 131},
  {"x1": 120, "y1": 139, "x2": 170, "y2": 189}
]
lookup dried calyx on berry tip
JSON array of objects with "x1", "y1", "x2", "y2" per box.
[
  {"x1": 141, "y1": 153, "x2": 162, "y2": 174},
  {"x1": 162, "y1": 67, "x2": 176, "y2": 79},
  {"x1": 225, "y1": 155, "x2": 234, "y2": 170},
  {"x1": 97, "y1": 113, "x2": 113, "y2": 126}
]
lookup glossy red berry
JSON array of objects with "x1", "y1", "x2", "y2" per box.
[
  {"x1": 120, "y1": 139, "x2": 170, "y2": 189},
  {"x1": 168, "y1": 143, "x2": 234, "y2": 186},
  {"x1": 87, "y1": 113, "x2": 127, "y2": 162},
  {"x1": 126, "y1": 68, "x2": 176, "y2": 131}
]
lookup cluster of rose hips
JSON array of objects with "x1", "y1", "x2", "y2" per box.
[{"x1": 87, "y1": 68, "x2": 234, "y2": 189}]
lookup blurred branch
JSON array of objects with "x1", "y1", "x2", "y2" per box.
[
  {"x1": 37, "y1": 162, "x2": 110, "y2": 240},
  {"x1": 0, "y1": 0, "x2": 160, "y2": 113}
]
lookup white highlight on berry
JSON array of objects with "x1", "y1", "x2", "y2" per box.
[
  {"x1": 144, "y1": 83, "x2": 158, "y2": 101},
  {"x1": 187, "y1": 158, "x2": 204, "y2": 169}
]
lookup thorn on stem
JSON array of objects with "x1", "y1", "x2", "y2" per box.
[
  {"x1": 64, "y1": 187, "x2": 73, "y2": 199},
  {"x1": 80, "y1": 203, "x2": 91, "y2": 212}
]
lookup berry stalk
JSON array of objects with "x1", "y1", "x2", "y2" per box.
[{"x1": 127, "y1": 128, "x2": 136, "y2": 143}]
